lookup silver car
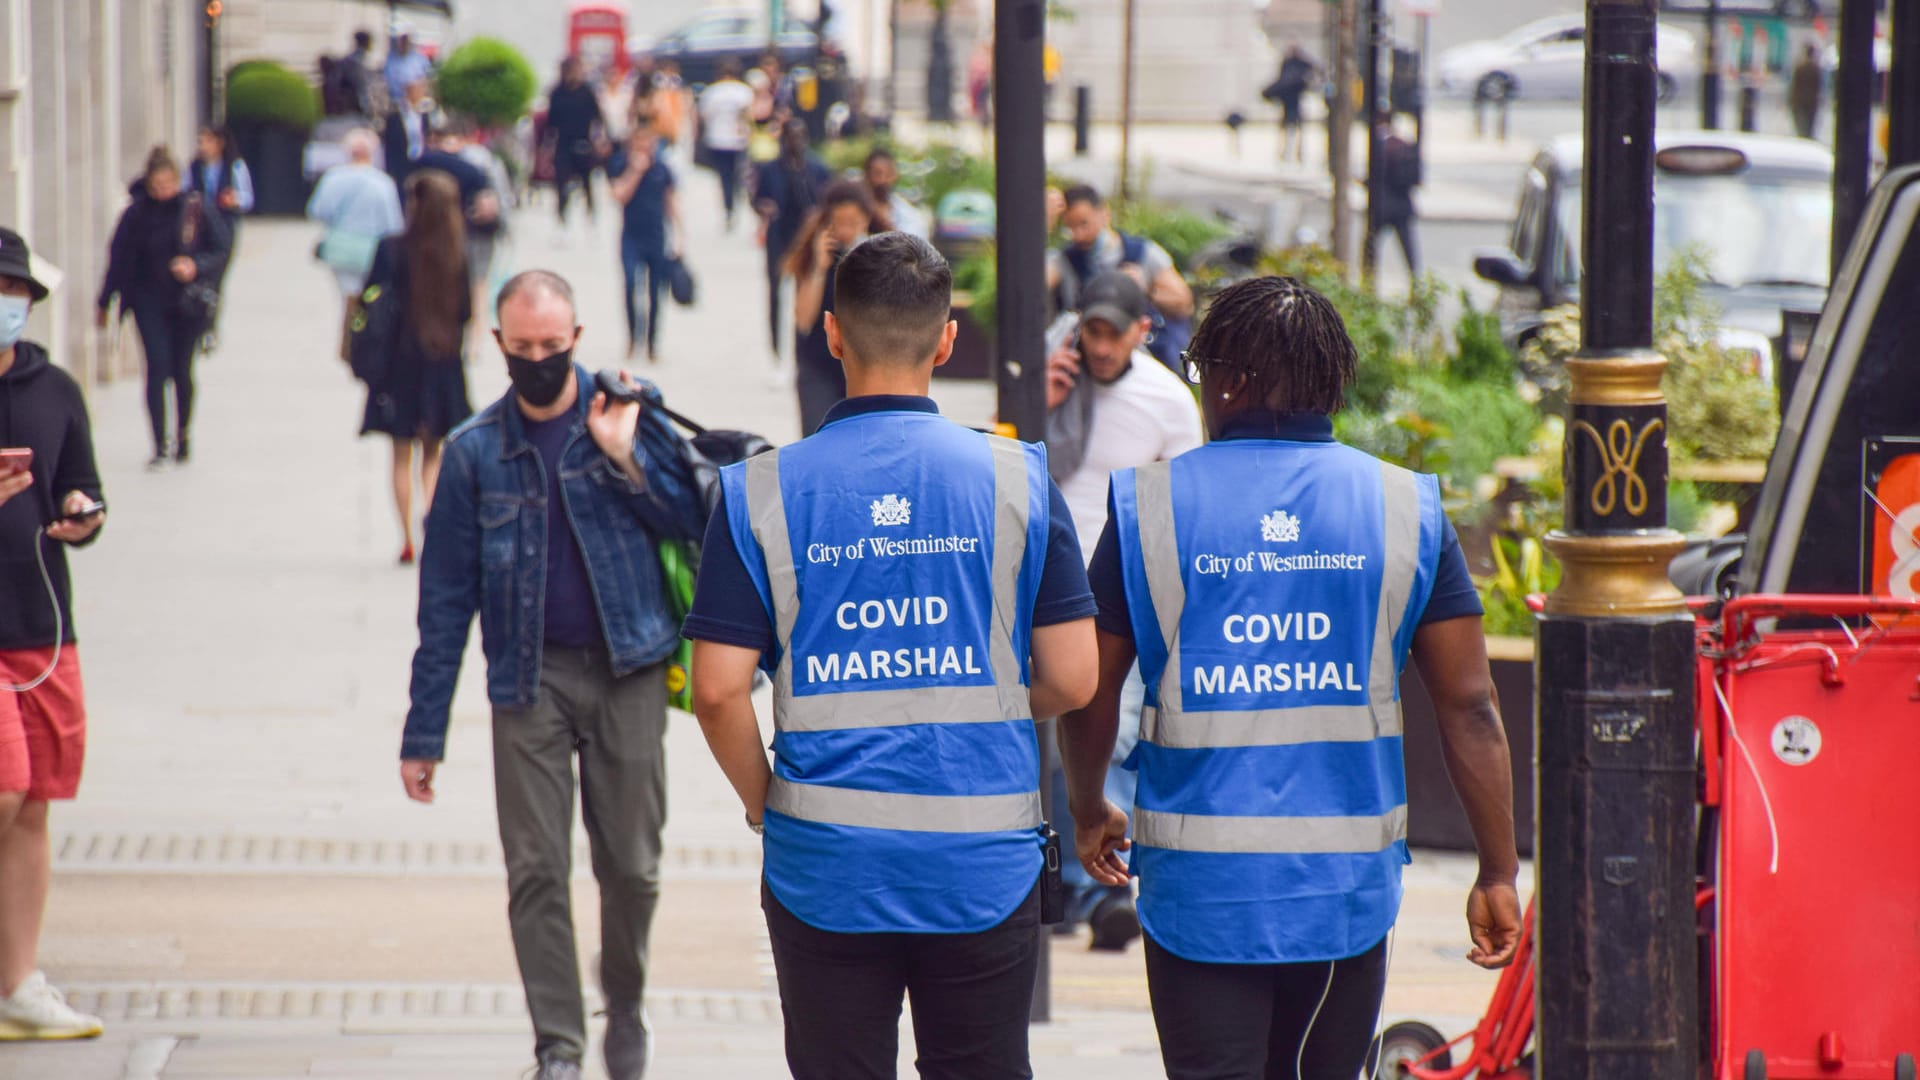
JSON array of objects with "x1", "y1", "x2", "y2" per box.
[{"x1": 1436, "y1": 13, "x2": 1698, "y2": 103}]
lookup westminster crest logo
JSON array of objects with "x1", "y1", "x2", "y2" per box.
[
  {"x1": 871, "y1": 494, "x2": 912, "y2": 527},
  {"x1": 1261, "y1": 509, "x2": 1301, "y2": 543}
]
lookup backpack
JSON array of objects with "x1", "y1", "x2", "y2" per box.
[{"x1": 649, "y1": 398, "x2": 774, "y2": 711}]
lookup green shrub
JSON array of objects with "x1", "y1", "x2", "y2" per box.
[
  {"x1": 953, "y1": 245, "x2": 997, "y2": 334},
  {"x1": 225, "y1": 62, "x2": 320, "y2": 132},
  {"x1": 435, "y1": 38, "x2": 538, "y2": 129},
  {"x1": 1113, "y1": 201, "x2": 1232, "y2": 272}
]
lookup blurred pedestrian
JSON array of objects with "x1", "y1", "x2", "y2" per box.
[
  {"x1": 1262, "y1": 45, "x2": 1319, "y2": 164},
  {"x1": 968, "y1": 40, "x2": 994, "y2": 133},
  {"x1": 860, "y1": 147, "x2": 928, "y2": 239},
  {"x1": 308, "y1": 127, "x2": 405, "y2": 328},
  {"x1": 383, "y1": 79, "x2": 433, "y2": 185},
  {"x1": 1041, "y1": 271, "x2": 1203, "y2": 951},
  {"x1": 400, "y1": 270, "x2": 707, "y2": 1080},
  {"x1": 1064, "y1": 276, "x2": 1521, "y2": 1078},
  {"x1": 610, "y1": 128, "x2": 683, "y2": 363},
  {"x1": 181, "y1": 125, "x2": 253, "y2": 353},
  {"x1": 545, "y1": 58, "x2": 606, "y2": 232},
  {"x1": 1048, "y1": 183, "x2": 1195, "y2": 371},
  {"x1": 383, "y1": 29, "x2": 432, "y2": 110},
  {"x1": 684, "y1": 231, "x2": 1099, "y2": 1080},
  {"x1": 1373, "y1": 114, "x2": 1421, "y2": 279},
  {"x1": 359, "y1": 169, "x2": 473, "y2": 565},
  {"x1": 413, "y1": 118, "x2": 504, "y2": 353},
  {"x1": 97, "y1": 147, "x2": 232, "y2": 469},
  {"x1": 698, "y1": 59, "x2": 755, "y2": 230},
  {"x1": 750, "y1": 50, "x2": 791, "y2": 128},
  {"x1": 787, "y1": 180, "x2": 874, "y2": 434},
  {"x1": 0, "y1": 227, "x2": 108, "y2": 1044},
  {"x1": 1788, "y1": 44, "x2": 1823, "y2": 140},
  {"x1": 755, "y1": 119, "x2": 832, "y2": 356}
]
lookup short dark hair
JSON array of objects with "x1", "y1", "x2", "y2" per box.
[
  {"x1": 496, "y1": 270, "x2": 578, "y2": 322},
  {"x1": 1062, "y1": 183, "x2": 1103, "y2": 210},
  {"x1": 1187, "y1": 276, "x2": 1357, "y2": 415},
  {"x1": 833, "y1": 232, "x2": 953, "y2": 366},
  {"x1": 354, "y1": 30, "x2": 373, "y2": 49},
  {"x1": 717, "y1": 58, "x2": 743, "y2": 80},
  {"x1": 864, "y1": 147, "x2": 897, "y2": 169}
]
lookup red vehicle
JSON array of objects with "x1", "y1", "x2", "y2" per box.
[{"x1": 568, "y1": 1, "x2": 629, "y2": 78}]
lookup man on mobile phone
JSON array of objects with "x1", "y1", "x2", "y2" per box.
[{"x1": 0, "y1": 227, "x2": 108, "y2": 1041}]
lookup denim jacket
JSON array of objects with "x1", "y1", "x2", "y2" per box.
[{"x1": 401, "y1": 367, "x2": 706, "y2": 760}]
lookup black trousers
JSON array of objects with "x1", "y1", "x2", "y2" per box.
[
  {"x1": 763, "y1": 878, "x2": 1041, "y2": 1080},
  {"x1": 1146, "y1": 933, "x2": 1389, "y2": 1080},
  {"x1": 1379, "y1": 215, "x2": 1420, "y2": 278},
  {"x1": 131, "y1": 293, "x2": 202, "y2": 453},
  {"x1": 709, "y1": 148, "x2": 744, "y2": 220},
  {"x1": 553, "y1": 145, "x2": 598, "y2": 223}
]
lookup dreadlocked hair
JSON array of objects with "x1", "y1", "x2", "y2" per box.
[{"x1": 1188, "y1": 275, "x2": 1357, "y2": 415}]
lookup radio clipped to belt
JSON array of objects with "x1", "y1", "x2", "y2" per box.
[{"x1": 1040, "y1": 825, "x2": 1066, "y2": 925}]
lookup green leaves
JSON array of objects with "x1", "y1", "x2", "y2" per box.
[{"x1": 434, "y1": 38, "x2": 538, "y2": 130}]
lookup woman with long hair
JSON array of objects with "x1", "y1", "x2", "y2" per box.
[
  {"x1": 360, "y1": 169, "x2": 473, "y2": 564},
  {"x1": 97, "y1": 146, "x2": 233, "y2": 468},
  {"x1": 786, "y1": 179, "x2": 875, "y2": 435}
]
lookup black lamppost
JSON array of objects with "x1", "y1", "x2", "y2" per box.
[
  {"x1": 1533, "y1": 2, "x2": 1698, "y2": 1077},
  {"x1": 1832, "y1": 0, "x2": 1876, "y2": 274}
]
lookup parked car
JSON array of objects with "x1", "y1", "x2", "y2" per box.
[
  {"x1": 628, "y1": 8, "x2": 817, "y2": 87},
  {"x1": 1474, "y1": 131, "x2": 1833, "y2": 378},
  {"x1": 1436, "y1": 13, "x2": 1698, "y2": 102}
]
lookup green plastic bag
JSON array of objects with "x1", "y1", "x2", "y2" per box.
[{"x1": 658, "y1": 538, "x2": 698, "y2": 713}]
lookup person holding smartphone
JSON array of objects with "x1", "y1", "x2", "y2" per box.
[
  {"x1": 0, "y1": 227, "x2": 108, "y2": 1042},
  {"x1": 786, "y1": 180, "x2": 874, "y2": 436}
]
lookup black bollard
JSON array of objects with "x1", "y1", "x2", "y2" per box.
[
  {"x1": 1073, "y1": 84, "x2": 1091, "y2": 157},
  {"x1": 1739, "y1": 83, "x2": 1758, "y2": 132}
]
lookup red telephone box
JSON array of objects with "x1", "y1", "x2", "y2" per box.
[{"x1": 568, "y1": 1, "x2": 629, "y2": 78}]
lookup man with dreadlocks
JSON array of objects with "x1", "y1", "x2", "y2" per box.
[{"x1": 1060, "y1": 276, "x2": 1522, "y2": 1078}]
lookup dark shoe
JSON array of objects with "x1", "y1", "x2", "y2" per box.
[
  {"x1": 1088, "y1": 893, "x2": 1141, "y2": 952},
  {"x1": 173, "y1": 437, "x2": 190, "y2": 464},
  {"x1": 533, "y1": 1057, "x2": 582, "y2": 1080},
  {"x1": 603, "y1": 1006, "x2": 652, "y2": 1080}
]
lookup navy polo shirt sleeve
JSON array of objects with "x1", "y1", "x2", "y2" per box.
[
  {"x1": 1086, "y1": 494, "x2": 1486, "y2": 644},
  {"x1": 682, "y1": 475, "x2": 1097, "y2": 652},
  {"x1": 682, "y1": 496, "x2": 774, "y2": 652},
  {"x1": 1033, "y1": 479, "x2": 1098, "y2": 627}
]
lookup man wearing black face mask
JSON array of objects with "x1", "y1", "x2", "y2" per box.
[{"x1": 398, "y1": 270, "x2": 708, "y2": 1080}]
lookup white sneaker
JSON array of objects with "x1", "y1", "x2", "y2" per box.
[{"x1": 0, "y1": 971, "x2": 104, "y2": 1040}]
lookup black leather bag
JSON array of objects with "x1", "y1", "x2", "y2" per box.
[
  {"x1": 346, "y1": 277, "x2": 401, "y2": 388},
  {"x1": 654, "y1": 399, "x2": 772, "y2": 516},
  {"x1": 667, "y1": 257, "x2": 697, "y2": 307}
]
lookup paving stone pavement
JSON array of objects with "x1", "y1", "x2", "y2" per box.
[{"x1": 1, "y1": 153, "x2": 1527, "y2": 1080}]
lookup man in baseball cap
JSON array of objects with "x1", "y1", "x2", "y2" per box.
[
  {"x1": 1041, "y1": 268, "x2": 1205, "y2": 951},
  {"x1": 0, "y1": 225, "x2": 108, "y2": 1042}
]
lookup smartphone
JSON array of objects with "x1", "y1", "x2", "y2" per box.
[
  {"x1": 0, "y1": 448, "x2": 31, "y2": 476},
  {"x1": 58, "y1": 498, "x2": 106, "y2": 523}
]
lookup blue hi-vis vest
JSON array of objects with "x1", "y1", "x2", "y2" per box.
[
  {"x1": 1111, "y1": 439, "x2": 1443, "y2": 964},
  {"x1": 721, "y1": 409, "x2": 1051, "y2": 934}
]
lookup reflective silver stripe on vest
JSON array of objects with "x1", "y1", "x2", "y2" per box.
[
  {"x1": 767, "y1": 777, "x2": 1043, "y2": 834},
  {"x1": 1134, "y1": 459, "x2": 1422, "y2": 750},
  {"x1": 1133, "y1": 805, "x2": 1408, "y2": 855},
  {"x1": 744, "y1": 438, "x2": 1034, "y2": 735}
]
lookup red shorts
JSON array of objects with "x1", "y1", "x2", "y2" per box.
[{"x1": 0, "y1": 646, "x2": 87, "y2": 800}]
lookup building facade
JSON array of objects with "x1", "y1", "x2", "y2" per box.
[{"x1": 0, "y1": 0, "x2": 208, "y2": 386}]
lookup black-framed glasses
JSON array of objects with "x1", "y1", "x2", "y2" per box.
[{"x1": 1180, "y1": 349, "x2": 1257, "y2": 386}]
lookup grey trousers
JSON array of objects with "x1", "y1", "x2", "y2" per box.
[{"x1": 492, "y1": 648, "x2": 669, "y2": 1065}]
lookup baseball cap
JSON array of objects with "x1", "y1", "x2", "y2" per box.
[
  {"x1": 0, "y1": 228, "x2": 50, "y2": 303},
  {"x1": 1078, "y1": 270, "x2": 1148, "y2": 331}
]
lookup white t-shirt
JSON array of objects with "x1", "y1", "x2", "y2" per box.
[
  {"x1": 698, "y1": 79, "x2": 756, "y2": 152},
  {"x1": 1058, "y1": 350, "x2": 1207, "y2": 561}
]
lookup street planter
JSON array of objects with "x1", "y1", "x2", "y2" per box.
[
  {"x1": 233, "y1": 124, "x2": 311, "y2": 217},
  {"x1": 1403, "y1": 633, "x2": 1537, "y2": 857}
]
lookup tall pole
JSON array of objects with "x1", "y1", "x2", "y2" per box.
[
  {"x1": 1700, "y1": 0, "x2": 1721, "y2": 129},
  {"x1": 1117, "y1": 0, "x2": 1137, "y2": 202},
  {"x1": 887, "y1": 0, "x2": 900, "y2": 120},
  {"x1": 1329, "y1": 0, "x2": 1356, "y2": 269},
  {"x1": 1360, "y1": 0, "x2": 1381, "y2": 279},
  {"x1": 1889, "y1": 0, "x2": 1920, "y2": 168},
  {"x1": 992, "y1": 0, "x2": 1049, "y2": 1018},
  {"x1": 1832, "y1": 0, "x2": 1875, "y2": 275},
  {"x1": 1535, "y1": 2, "x2": 1698, "y2": 1079}
]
